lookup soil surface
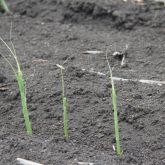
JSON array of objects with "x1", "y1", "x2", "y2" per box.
[{"x1": 0, "y1": 0, "x2": 165, "y2": 164}]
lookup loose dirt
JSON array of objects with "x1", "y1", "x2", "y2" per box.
[{"x1": 0, "y1": 0, "x2": 165, "y2": 164}]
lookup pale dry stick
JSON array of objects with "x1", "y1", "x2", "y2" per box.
[
  {"x1": 81, "y1": 68, "x2": 165, "y2": 86},
  {"x1": 78, "y1": 162, "x2": 94, "y2": 165},
  {"x1": 68, "y1": 159, "x2": 94, "y2": 165},
  {"x1": 32, "y1": 59, "x2": 49, "y2": 64},
  {"x1": 83, "y1": 50, "x2": 104, "y2": 54},
  {"x1": 17, "y1": 158, "x2": 43, "y2": 165},
  {"x1": 123, "y1": 0, "x2": 145, "y2": 5},
  {"x1": 121, "y1": 54, "x2": 127, "y2": 67}
]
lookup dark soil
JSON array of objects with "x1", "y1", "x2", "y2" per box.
[{"x1": 0, "y1": 0, "x2": 165, "y2": 164}]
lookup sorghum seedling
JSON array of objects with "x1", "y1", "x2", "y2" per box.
[
  {"x1": 0, "y1": 26, "x2": 32, "y2": 135},
  {"x1": 106, "y1": 52, "x2": 122, "y2": 155},
  {"x1": 56, "y1": 64, "x2": 69, "y2": 139}
]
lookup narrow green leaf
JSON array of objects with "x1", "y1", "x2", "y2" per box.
[
  {"x1": 17, "y1": 72, "x2": 32, "y2": 135},
  {"x1": 0, "y1": 34, "x2": 32, "y2": 135},
  {"x1": 0, "y1": 0, "x2": 10, "y2": 13},
  {"x1": 106, "y1": 52, "x2": 122, "y2": 156},
  {"x1": 63, "y1": 97, "x2": 69, "y2": 139},
  {"x1": 59, "y1": 66, "x2": 69, "y2": 140}
]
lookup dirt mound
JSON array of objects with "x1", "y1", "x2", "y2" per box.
[
  {"x1": 62, "y1": 0, "x2": 165, "y2": 29},
  {"x1": 6, "y1": 0, "x2": 165, "y2": 29},
  {"x1": 0, "y1": 0, "x2": 165, "y2": 165}
]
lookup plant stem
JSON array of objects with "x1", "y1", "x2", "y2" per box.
[
  {"x1": 106, "y1": 52, "x2": 122, "y2": 155},
  {"x1": 0, "y1": 0, "x2": 10, "y2": 13},
  {"x1": 63, "y1": 97, "x2": 68, "y2": 139},
  {"x1": 112, "y1": 81, "x2": 121, "y2": 155},
  {"x1": 17, "y1": 70, "x2": 32, "y2": 135},
  {"x1": 60, "y1": 68, "x2": 69, "y2": 139},
  {"x1": 61, "y1": 69, "x2": 65, "y2": 99},
  {"x1": 0, "y1": 35, "x2": 32, "y2": 135}
]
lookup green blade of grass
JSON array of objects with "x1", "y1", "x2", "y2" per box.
[
  {"x1": 57, "y1": 64, "x2": 69, "y2": 140},
  {"x1": 106, "y1": 52, "x2": 122, "y2": 155},
  {"x1": 0, "y1": 34, "x2": 32, "y2": 135},
  {"x1": 111, "y1": 81, "x2": 121, "y2": 155},
  {"x1": 17, "y1": 71, "x2": 32, "y2": 135},
  {"x1": 0, "y1": 0, "x2": 10, "y2": 13},
  {"x1": 61, "y1": 67, "x2": 69, "y2": 139},
  {"x1": 63, "y1": 96, "x2": 69, "y2": 139}
]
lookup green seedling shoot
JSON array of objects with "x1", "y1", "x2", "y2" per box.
[
  {"x1": 0, "y1": 26, "x2": 32, "y2": 135},
  {"x1": 56, "y1": 64, "x2": 69, "y2": 139},
  {"x1": 106, "y1": 52, "x2": 122, "y2": 155},
  {"x1": 0, "y1": 0, "x2": 10, "y2": 13}
]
